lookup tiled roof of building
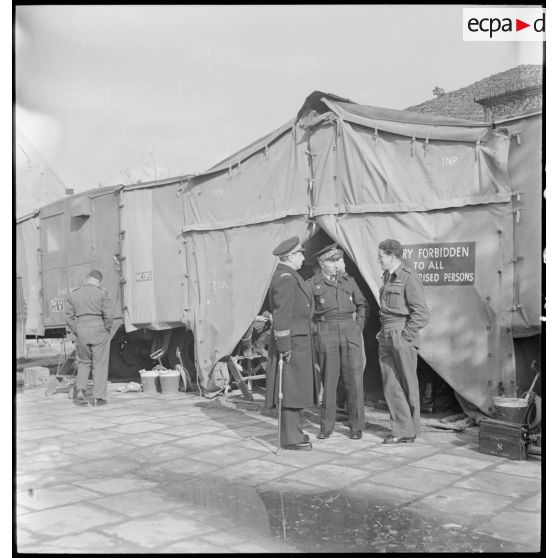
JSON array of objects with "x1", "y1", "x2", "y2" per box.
[{"x1": 406, "y1": 65, "x2": 542, "y2": 121}]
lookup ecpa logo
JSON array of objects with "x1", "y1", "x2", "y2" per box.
[{"x1": 463, "y1": 8, "x2": 545, "y2": 41}]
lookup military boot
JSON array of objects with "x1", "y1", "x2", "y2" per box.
[{"x1": 75, "y1": 389, "x2": 88, "y2": 406}]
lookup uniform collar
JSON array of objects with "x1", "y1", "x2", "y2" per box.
[
  {"x1": 384, "y1": 263, "x2": 404, "y2": 281},
  {"x1": 317, "y1": 271, "x2": 337, "y2": 285}
]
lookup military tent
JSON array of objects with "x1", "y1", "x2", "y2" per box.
[{"x1": 181, "y1": 92, "x2": 542, "y2": 415}]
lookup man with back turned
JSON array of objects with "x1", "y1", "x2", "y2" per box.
[
  {"x1": 65, "y1": 270, "x2": 114, "y2": 407},
  {"x1": 264, "y1": 236, "x2": 319, "y2": 450},
  {"x1": 377, "y1": 239, "x2": 429, "y2": 443}
]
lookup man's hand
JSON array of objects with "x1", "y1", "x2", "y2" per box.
[
  {"x1": 281, "y1": 350, "x2": 292, "y2": 363},
  {"x1": 376, "y1": 331, "x2": 381, "y2": 341}
]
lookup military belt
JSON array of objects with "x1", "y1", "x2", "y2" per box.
[
  {"x1": 318, "y1": 313, "x2": 354, "y2": 323},
  {"x1": 380, "y1": 318, "x2": 407, "y2": 329}
]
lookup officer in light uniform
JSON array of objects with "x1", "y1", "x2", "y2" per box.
[
  {"x1": 377, "y1": 239, "x2": 430, "y2": 443},
  {"x1": 65, "y1": 270, "x2": 114, "y2": 406},
  {"x1": 308, "y1": 244, "x2": 369, "y2": 440},
  {"x1": 264, "y1": 236, "x2": 319, "y2": 450}
]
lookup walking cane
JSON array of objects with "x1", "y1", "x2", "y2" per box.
[{"x1": 276, "y1": 353, "x2": 284, "y2": 455}]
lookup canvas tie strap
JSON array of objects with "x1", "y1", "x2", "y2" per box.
[{"x1": 274, "y1": 329, "x2": 290, "y2": 339}]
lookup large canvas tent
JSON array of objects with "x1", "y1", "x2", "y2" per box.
[
  {"x1": 15, "y1": 92, "x2": 541, "y2": 417},
  {"x1": 181, "y1": 92, "x2": 542, "y2": 415}
]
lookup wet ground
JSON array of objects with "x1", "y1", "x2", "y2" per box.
[
  {"x1": 16, "y1": 384, "x2": 541, "y2": 553},
  {"x1": 157, "y1": 474, "x2": 520, "y2": 553}
]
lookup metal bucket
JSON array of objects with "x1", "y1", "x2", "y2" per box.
[
  {"x1": 492, "y1": 397, "x2": 529, "y2": 424},
  {"x1": 159, "y1": 371, "x2": 180, "y2": 394},
  {"x1": 139, "y1": 370, "x2": 159, "y2": 394}
]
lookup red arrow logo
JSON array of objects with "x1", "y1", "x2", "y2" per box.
[{"x1": 516, "y1": 19, "x2": 530, "y2": 31}]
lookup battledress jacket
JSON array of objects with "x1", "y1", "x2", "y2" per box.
[{"x1": 264, "y1": 263, "x2": 319, "y2": 409}]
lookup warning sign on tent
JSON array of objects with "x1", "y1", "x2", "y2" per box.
[{"x1": 401, "y1": 242, "x2": 475, "y2": 286}]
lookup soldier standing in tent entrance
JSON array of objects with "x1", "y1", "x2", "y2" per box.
[
  {"x1": 65, "y1": 270, "x2": 114, "y2": 407},
  {"x1": 265, "y1": 236, "x2": 319, "y2": 450},
  {"x1": 377, "y1": 239, "x2": 430, "y2": 443},
  {"x1": 308, "y1": 244, "x2": 369, "y2": 440}
]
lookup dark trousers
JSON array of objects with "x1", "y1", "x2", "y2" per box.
[
  {"x1": 280, "y1": 407, "x2": 305, "y2": 446},
  {"x1": 378, "y1": 325, "x2": 421, "y2": 438},
  {"x1": 317, "y1": 320, "x2": 365, "y2": 433},
  {"x1": 75, "y1": 321, "x2": 111, "y2": 399}
]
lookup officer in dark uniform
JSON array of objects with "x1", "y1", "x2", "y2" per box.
[
  {"x1": 265, "y1": 236, "x2": 319, "y2": 450},
  {"x1": 65, "y1": 270, "x2": 114, "y2": 406},
  {"x1": 377, "y1": 239, "x2": 430, "y2": 443},
  {"x1": 308, "y1": 244, "x2": 369, "y2": 440}
]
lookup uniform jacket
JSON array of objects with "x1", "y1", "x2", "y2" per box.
[
  {"x1": 379, "y1": 263, "x2": 429, "y2": 343},
  {"x1": 65, "y1": 283, "x2": 114, "y2": 335},
  {"x1": 307, "y1": 272, "x2": 369, "y2": 330},
  {"x1": 264, "y1": 263, "x2": 319, "y2": 409}
]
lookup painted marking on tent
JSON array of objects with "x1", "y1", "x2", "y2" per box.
[
  {"x1": 135, "y1": 271, "x2": 153, "y2": 282},
  {"x1": 441, "y1": 156, "x2": 459, "y2": 167},
  {"x1": 50, "y1": 298, "x2": 65, "y2": 312},
  {"x1": 402, "y1": 242, "x2": 475, "y2": 286},
  {"x1": 212, "y1": 280, "x2": 228, "y2": 290}
]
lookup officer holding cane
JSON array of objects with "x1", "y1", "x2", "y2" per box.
[{"x1": 264, "y1": 236, "x2": 319, "y2": 451}]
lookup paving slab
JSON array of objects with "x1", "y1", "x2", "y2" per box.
[
  {"x1": 368, "y1": 465, "x2": 461, "y2": 492},
  {"x1": 61, "y1": 439, "x2": 138, "y2": 459},
  {"x1": 189, "y1": 443, "x2": 265, "y2": 465},
  {"x1": 110, "y1": 431, "x2": 180, "y2": 447},
  {"x1": 17, "y1": 502, "x2": 124, "y2": 537},
  {"x1": 454, "y1": 470, "x2": 541, "y2": 498},
  {"x1": 261, "y1": 448, "x2": 342, "y2": 468},
  {"x1": 214, "y1": 459, "x2": 298, "y2": 485},
  {"x1": 406, "y1": 487, "x2": 514, "y2": 524},
  {"x1": 366, "y1": 443, "x2": 442, "y2": 460},
  {"x1": 283, "y1": 462, "x2": 371, "y2": 489},
  {"x1": 344, "y1": 480, "x2": 423, "y2": 506},
  {"x1": 68, "y1": 457, "x2": 141, "y2": 477},
  {"x1": 408, "y1": 452, "x2": 494, "y2": 475},
  {"x1": 16, "y1": 470, "x2": 89, "y2": 491},
  {"x1": 474, "y1": 510, "x2": 541, "y2": 550},
  {"x1": 173, "y1": 432, "x2": 237, "y2": 449},
  {"x1": 491, "y1": 459, "x2": 541, "y2": 479},
  {"x1": 109, "y1": 420, "x2": 169, "y2": 434},
  {"x1": 16, "y1": 484, "x2": 103, "y2": 510},
  {"x1": 515, "y1": 492, "x2": 541, "y2": 513},
  {"x1": 16, "y1": 452, "x2": 80, "y2": 473},
  {"x1": 142, "y1": 457, "x2": 221, "y2": 479},
  {"x1": 17, "y1": 532, "x2": 121, "y2": 554},
  {"x1": 101, "y1": 511, "x2": 216, "y2": 549},
  {"x1": 90, "y1": 488, "x2": 186, "y2": 517},
  {"x1": 73, "y1": 475, "x2": 159, "y2": 495}
]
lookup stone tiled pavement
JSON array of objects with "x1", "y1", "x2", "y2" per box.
[{"x1": 15, "y1": 384, "x2": 542, "y2": 553}]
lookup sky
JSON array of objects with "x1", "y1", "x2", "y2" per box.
[{"x1": 15, "y1": 4, "x2": 544, "y2": 192}]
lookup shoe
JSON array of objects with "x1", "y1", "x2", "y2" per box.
[
  {"x1": 282, "y1": 441, "x2": 312, "y2": 451},
  {"x1": 90, "y1": 398, "x2": 107, "y2": 407},
  {"x1": 349, "y1": 430, "x2": 363, "y2": 440},
  {"x1": 75, "y1": 389, "x2": 88, "y2": 406},
  {"x1": 383, "y1": 435, "x2": 415, "y2": 444},
  {"x1": 317, "y1": 430, "x2": 332, "y2": 439}
]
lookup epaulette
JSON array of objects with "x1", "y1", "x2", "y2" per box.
[{"x1": 70, "y1": 286, "x2": 81, "y2": 293}]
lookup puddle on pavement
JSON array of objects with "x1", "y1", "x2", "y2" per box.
[{"x1": 155, "y1": 474, "x2": 524, "y2": 552}]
